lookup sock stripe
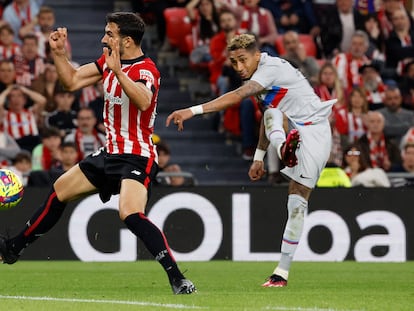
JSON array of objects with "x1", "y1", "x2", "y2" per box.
[
  {"x1": 23, "y1": 191, "x2": 57, "y2": 237},
  {"x1": 138, "y1": 212, "x2": 176, "y2": 262},
  {"x1": 282, "y1": 238, "x2": 299, "y2": 245},
  {"x1": 144, "y1": 157, "x2": 153, "y2": 188}
]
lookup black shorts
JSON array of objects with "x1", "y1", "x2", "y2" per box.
[{"x1": 79, "y1": 147, "x2": 159, "y2": 203}]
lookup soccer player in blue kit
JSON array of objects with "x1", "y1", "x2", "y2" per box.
[{"x1": 167, "y1": 33, "x2": 336, "y2": 287}]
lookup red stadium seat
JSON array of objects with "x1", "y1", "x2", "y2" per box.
[
  {"x1": 164, "y1": 7, "x2": 193, "y2": 54},
  {"x1": 275, "y1": 34, "x2": 317, "y2": 57}
]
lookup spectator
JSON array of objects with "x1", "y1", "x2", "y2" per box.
[
  {"x1": 19, "y1": 5, "x2": 71, "y2": 61},
  {"x1": 314, "y1": 61, "x2": 346, "y2": 111},
  {"x1": 317, "y1": 0, "x2": 365, "y2": 58},
  {"x1": 28, "y1": 140, "x2": 79, "y2": 188},
  {"x1": 314, "y1": 62, "x2": 347, "y2": 166},
  {"x1": 236, "y1": 0, "x2": 279, "y2": 56},
  {"x1": 64, "y1": 107, "x2": 105, "y2": 161},
  {"x1": 396, "y1": 142, "x2": 414, "y2": 173},
  {"x1": 0, "y1": 23, "x2": 21, "y2": 60},
  {"x1": 377, "y1": 0, "x2": 414, "y2": 39},
  {"x1": 155, "y1": 140, "x2": 187, "y2": 186},
  {"x1": 0, "y1": 84, "x2": 45, "y2": 152},
  {"x1": 281, "y1": 30, "x2": 320, "y2": 86},
  {"x1": 31, "y1": 126, "x2": 61, "y2": 171},
  {"x1": 357, "y1": 110, "x2": 401, "y2": 171},
  {"x1": 44, "y1": 83, "x2": 77, "y2": 138},
  {"x1": 207, "y1": 10, "x2": 260, "y2": 159},
  {"x1": 0, "y1": 120, "x2": 21, "y2": 166},
  {"x1": 332, "y1": 30, "x2": 371, "y2": 93},
  {"x1": 53, "y1": 141, "x2": 78, "y2": 172},
  {"x1": 343, "y1": 143, "x2": 391, "y2": 187},
  {"x1": 12, "y1": 33, "x2": 45, "y2": 86},
  {"x1": 2, "y1": 0, "x2": 42, "y2": 45},
  {"x1": 363, "y1": 13, "x2": 386, "y2": 62},
  {"x1": 399, "y1": 59, "x2": 414, "y2": 110},
  {"x1": 186, "y1": 0, "x2": 220, "y2": 65},
  {"x1": 358, "y1": 61, "x2": 387, "y2": 110},
  {"x1": 378, "y1": 86, "x2": 414, "y2": 145},
  {"x1": 0, "y1": 59, "x2": 16, "y2": 92},
  {"x1": 30, "y1": 61, "x2": 59, "y2": 113},
  {"x1": 7, "y1": 150, "x2": 32, "y2": 186},
  {"x1": 260, "y1": 0, "x2": 319, "y2": 36},
  {"x1": 388, "y1": 141, "x2": 414, "y2": 186},
  {"x1": 209, "y1": 9, "x2": 239, "y2": 95},
  {"x1": 78, "y1": 81, "x2": 105, "y2": 133},
  {"x1": 384, "y1": 7, "x2": 414, "y2": 75},
  {"x1": 335, "y1": 86, "x2": 368, "y2": 148}
]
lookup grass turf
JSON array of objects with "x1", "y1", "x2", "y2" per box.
[{"x1": 0, "y1": 261, "x2": 412, "y2": 311}]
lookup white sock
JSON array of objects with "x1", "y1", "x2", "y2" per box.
[
  {"x1": 275, "y1": 194, "x2": 308, "y2": 279},
  {"x1": 264, "y1": 109, "x2": 285, "y2": 155}
]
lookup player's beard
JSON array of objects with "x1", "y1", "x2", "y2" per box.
[{"x1": 119, "y1": 41, "x2": 125, "y2": 57}]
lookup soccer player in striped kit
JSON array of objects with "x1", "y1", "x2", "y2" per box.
[
  {"x1": 167, "y1": 33, "x2": 336, "y2": 287},
  {"x1": 0, "y1": 12, "x2": 196, "y2": 295}
]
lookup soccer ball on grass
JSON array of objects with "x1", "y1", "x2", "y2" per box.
[{"x1": 0, "y1": 169, "x2": 24, "y2": 210}]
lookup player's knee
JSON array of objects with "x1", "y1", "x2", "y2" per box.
[{"x1": 287, "y1": 194, "x2": 307, "y2": 218}]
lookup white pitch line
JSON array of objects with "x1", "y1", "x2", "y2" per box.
[
  {"x1": 264, "y1": 306, "x2": 363, "y2": 311},
  {"x1": 0, "y1": 295, "x2": 206, "y2": 309}
]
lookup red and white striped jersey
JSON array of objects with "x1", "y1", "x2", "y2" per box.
[
  {"x1": 0, "y1": 43, "x2": 21, "y2": 60},
  {"x1": 95, "y1": 54, "x2": 160, "y2": 160},
  {"x1": 4, "y1": 109, "x2": 39, "y2": 139}
]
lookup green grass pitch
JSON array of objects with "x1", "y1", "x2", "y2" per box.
[{"x1": 0, "y1": 261, "x2": 412, "y2": 310}]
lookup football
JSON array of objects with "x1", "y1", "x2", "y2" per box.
[{"x1": 0, "y1": 169, "x2": 24, "y2": 210}]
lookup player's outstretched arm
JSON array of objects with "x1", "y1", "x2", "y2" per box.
[{"x1": 167, "y1": 80, "x2": 264, "y2": 131}]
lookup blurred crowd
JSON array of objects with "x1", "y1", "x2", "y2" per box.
[
  {"x1": 1, "y1": 0, "x2": 414, "y2": 188},
  {"x1": 137, "y1": 0, "x2": 414, "y2": 187},
  {"x1": 0, "y1": 0, "x2": 106, "y2": 187}
]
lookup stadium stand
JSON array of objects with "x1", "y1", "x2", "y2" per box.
[{"x1": 45, "y1": 0, "x2": 264, "y2": 186}]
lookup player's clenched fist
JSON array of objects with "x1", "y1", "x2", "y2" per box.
[
  {"x1": 248, "y1": 160, "x2": 266, "y2": 181},
  {"x1": 49, "y1": 27, "x2": 68, "y2": 55}
]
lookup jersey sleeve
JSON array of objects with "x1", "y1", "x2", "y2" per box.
[
  {"x1": 129, "y1": 62, "x2": 159, "y2": 94},
  {"x1": 94, "y1": 54, "x2": 105, "y2": 75}
]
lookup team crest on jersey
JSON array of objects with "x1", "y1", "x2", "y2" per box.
[{"x1": 139, "y1": 69, "x2": 154, "y2": 84}]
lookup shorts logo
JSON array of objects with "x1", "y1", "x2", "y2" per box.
[
  {"x1": 131, "y1": 170, "x2": 142, "y2": 176},
  {"x1": 92, "y1": 147, "x2": 104, "y2": 157},
  {"x1": 300, "y1": 174, "x2": 311, "y2": 179}
]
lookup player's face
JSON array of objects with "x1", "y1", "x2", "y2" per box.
[
  {"x1": 102, "y1": 22, "x2": 123, "y2": 56},
  {"x1": 228, "y1": 48, "x2": 261, "y2": 80}
]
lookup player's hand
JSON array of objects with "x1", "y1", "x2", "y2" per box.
[
  {"x1": 103, "y1": 37, "x2": 121, "y2": 74},
  {"x1": 166, "y1": 108, "x2": 194, "y2": 131},
  {"x1": 248, "y1": 160, "x2": 266, "y2": 181},
  {"x1": 49, "y1": 27, "x2": 67, "y2": 56}
]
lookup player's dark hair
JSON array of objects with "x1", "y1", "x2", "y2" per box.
[{"x1": 106, "y1": 12, "x2": 145, "y2": 46}]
